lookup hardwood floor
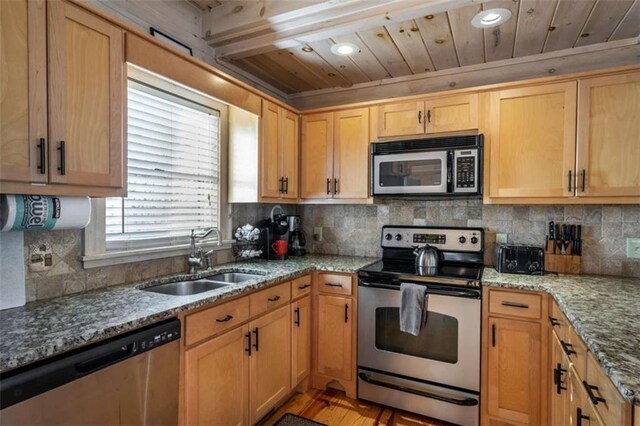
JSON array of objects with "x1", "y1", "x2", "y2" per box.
[{"x1": 261, "y1": 388, "x2": 451, "y2": 426}]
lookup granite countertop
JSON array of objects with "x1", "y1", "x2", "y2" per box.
[
  {"x1": 0, "y1": 255, "x2": 378, "y2": 374},
  {"x1": 483, "y1": 268, "x2": 640, "y2": 406}
]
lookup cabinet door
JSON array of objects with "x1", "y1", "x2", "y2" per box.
[
  {"x1": 249, "y1": 305, "x2": 291, "y2": 424},
  {"x1": 316, "y1": 295, "x2": 352, "y2": 381},
  {"x1": 489, "y1": 82, "x2": 577, "y2": 198},
  {"x1": 577, "y1": 73, "x2": 640, "y2": 197},
  {"x1": 47, "y1": 0, "x2": 124, "y2": 188},
  {"x1": 376, "y1": 101, "x2": 424, "y2": 137},
  {"x1": 487, "y1": 317, "x2": 542, "y2": 425},
  {"x1": 425, "y1": 94, "x2": 478, "y2": 134},
  {"x1": 291, "y1": 295, "x2": 311, "y2": 388},
  {"x1": 184, "y1": 325, "x2": 250, "y2": 426},
  {"x1": 0, "y1": 0, "x2": 47, "y2": 184},
  {"x1": 333, "y1": 108, "x2": 369, "y2": 199},
  {"x1": 550, "y1": 333, "x2": 570, "y2": 426},
  {"x1": 568, "y1": 368, "x2": 601, "y2": 426},
  {"x1": 301, "y1": 113, "x2": 333, "y2": 199},
  {"x1": 260, "y1": 100, "x2": 282, "y2": 198},
  {"x1": 281, "y1": 108, "x2": 299, "y2": 199}
]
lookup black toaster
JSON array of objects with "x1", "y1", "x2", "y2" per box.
[{"x1": 495, "y1": 244, "x2": 544, "y2": 275}]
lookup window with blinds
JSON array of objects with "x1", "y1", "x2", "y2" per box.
[{"x1": 106, "y1": 81, "x2": 220, "y2": 251}]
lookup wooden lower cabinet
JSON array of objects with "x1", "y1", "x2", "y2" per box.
[
  {"x1": 315, "y1": 295, "x2": 352, "y2": 381},
  {"x1": 184, "y1": 324, "x2": 250, "y2": 426},
  {"x1": 569, "y1": 367, "x2": 602, "y2": 426},
  {"x1": 291, "y1": 295, "x2": 311, "y2": 388},
  {"x1": 550, "y1": 332, "x2": 571, "y2": 426}
]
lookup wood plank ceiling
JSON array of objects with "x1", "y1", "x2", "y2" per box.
[{"x1": 212, "y1": 0, "x2": 640, "y2": 95}]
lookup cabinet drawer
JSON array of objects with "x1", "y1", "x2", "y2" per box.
[
  {"x1": 291, "y1": 275, "x2": 312, "y2": 299},
  {"x1": 186, "y1": 297, "x2": 250, "y2": 346},
  {"x1": 549, "y1": 300, "x2": 570, "y2": 341},
  {"x1": 317, "y1": 273, "x2": 353, "y2": 296},
  {"x1": 566, "y1": 327, "x2": 588, "y2": 379},
  {"x1": 489, "y1": 290, "x2": 541, "y2": 319},
  {"x1": 585, "y1": 354, "x2": 632, "y2": 426},
  {"x1": 250, "y1": 282, "x2": 291, "y2": 317}
]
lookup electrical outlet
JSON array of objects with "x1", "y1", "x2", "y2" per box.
[
  {"x1": 627, "y1": 238, "x2": 640, "y2": 259},
  {"x1": 313, "y1": 226, "x2": 323, "y2": 242},
  {"x1": 28, "y1": 243, "x2": 53, "y2": 272},
  {"x1": 496, "y1": 233, "x2": 508, "y2": 245}
]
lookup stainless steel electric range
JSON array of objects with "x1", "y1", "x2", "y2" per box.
[{"x1": 357, "y1": 225, "x2": 484, "y2": 426}]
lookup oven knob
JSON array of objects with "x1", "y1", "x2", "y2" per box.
[
  {"x1": 458, "y1": 236, "x2": 466, "y2": 244},
  {"x1": 385, "y1": 233, "x2": 392, "y2": 241},
  {"x1": 395, "y1": 234, "x2": 402, "y2": 241},
  {"x1": 471, "y1": 236, "x2": 478, "y2": 244}
]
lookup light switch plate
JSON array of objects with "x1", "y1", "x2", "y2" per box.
[
  {"x1": 627, "y1": 238, "x2": 640, "y2": 259},
  {"x1": 496, "y1": 233, "x2": 508, "y2": 245},
  {"x1": 313, "y1": 227, "x2": 323, "y2": 242}
]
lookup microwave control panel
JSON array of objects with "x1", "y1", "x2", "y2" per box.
[{"x1": 454, "y1": 149, "x2": 478, "y2": 193}]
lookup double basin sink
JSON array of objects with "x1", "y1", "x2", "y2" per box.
[{"x1": 142, "y1": 272, "x2": 263, "y2": 296}]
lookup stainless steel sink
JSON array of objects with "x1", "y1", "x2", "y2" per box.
[
  {"x1": 142, "y1": 279, "x2": 229, "y2": 296},
  {"x1": 206, "y1": 272, "x2": 263, "y2": 283}
]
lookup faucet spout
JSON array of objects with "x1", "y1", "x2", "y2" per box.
[{"x1": 188, "y1": 227, "x2": 223, "y2": 275}]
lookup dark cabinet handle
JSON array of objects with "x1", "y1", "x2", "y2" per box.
[
  {"x1": 57, "y1": 141, "x2": 66, "y2": 175},
  {"x1": 298, "y1": 284, "x2": 311, "y2": 290},
  {"x1": 418, "y1": 110, "x2": 422, "y2": 124},
  {"x1": 427, "y1": 109, "x2": 431, "y2": 123},
  {"x1": 324, "y1": 282, "x2": 343, "y2": 288},
  {"x1": 549, "y1": 316, "x2": 560, "y2": 327},
  {"x1": 37, "y1": 138, "x2": 46, "y2": 174},
  {"x1": 284, "y1": 177, "x2": 289, "y2": 194},
  {"x1": 560, "y1": 340, "x2": 576, "y2": 356},
  {"x1": 294, "y1": 307, "x2": 300, "y2": 327},
  {"x1": 267, "y1": 295, "x2": 281, "y2": 302},
  {"x1": 245, "y1": 332, "x2": 252, "y2": 356},
  {"x1": 577, "y1": 408, "x2": 590, "y2": 426},
  {"x1": 583, "y1": 381, "x2": 606, "y2": 405},
  {"x1": 553, "y1": 363, "x2": 567, "y2": 394},
  {"x1": 252, "y1": 327, "x2": 259, "y2": 351},
  {"x1": 334, "y1": 178, "x2": 339, "y2": 194},
  {"x1": 501, "y1": 301, "x2": 529, "y2": 309},
  {"x1": 567, "y1": 170, "x2": 572, "y2": 193},
  {"x1": 215, "y1": 314, "x2": 233, "y2": 323},
  {"x1": 344, "y1": 303, "x2": 349, "y2": 323},
  {"x1": 326, "y1": 178, "x2": 331, "y2": 195},
  {"x1": 491, "y1": 323, "x2": 496, "y2": 347},
  {"x1": 581, "y1": 169, "x2": 586, "y2": 192}
]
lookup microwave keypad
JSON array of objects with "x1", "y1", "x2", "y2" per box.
[{"x1": 456, "y1": 157, "x2": 475, "y2": 188}]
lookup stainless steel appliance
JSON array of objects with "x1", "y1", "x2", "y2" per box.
[
  {"x1": 0, "y1": 318, "x2": 181, "y2": 425},
  {"x1": 371, "y1": 134, "x2": 483, "y2": 197},
  {"x1": 495, "y1": 244, "x2": 544, "y2": 275},
  {"x1": 287, "y1": 215, "x2": 306, "y2": 256},
  {"x1": 358, "y1": 225, "x2": 484, "y2": 426}
]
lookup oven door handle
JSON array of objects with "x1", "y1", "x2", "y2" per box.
[
  {"x1": 359, "y1": 280, "x2": 481, "y2": 299},
  {"x1": 358, "y1": 372, "x2": 479, "y2": 407}
]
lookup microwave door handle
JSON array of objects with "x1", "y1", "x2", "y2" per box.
[{"x1": 447, "y1": 151, "x2": 453, "y2": 193}]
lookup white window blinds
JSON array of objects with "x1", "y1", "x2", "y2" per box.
[{"x1": 106, "y1": 82, "x2": 220, "y2": 251}]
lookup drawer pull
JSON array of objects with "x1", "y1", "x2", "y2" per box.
[
  {"x1": 267, "y1": 295, "x2": 281, "y2": 302},
  {"x1": 57, "y1": 141, "x2": 66, "y2": 175},
  {"x1": 576, "y1": 408, "x2": 590, "y2": 426},
  {"x1": 325, "y1": 283, "x2": 343, "y2": 288},
  {"x1": 553, "y1": 363, "x2": 567, "y2": 394},
  {"x1": 294, "y1": 307, "x2": 301, "y2": 327},
  {"x1": 560, "y1": 340, "x2": 576, "y2": 356},
  {"x1": 491, "y1": 323, "x2": 496, "y2": 347},
  {"x1": 583, "y1": 381, "x2": 606, "y2": 405},
  {"x1": 252, "y1": 327, "x2": 259, "y2": 351},
  {"x1": 245, "y1": 332, "x2": 252, "y2": 356},
  {"x1": 215, "y1": 314, "x2": 233, "y2": 323},
  {"x1": 298, "y1": 284, "x2": 311, "y2": 290},
  {"x1": 37, "y1": 138, "x2": 46, "y2": 174},
  {"x1": 548, "y1": 316, "x2": 560, "y2": 327},
  {"x1": 344, "y1": 303, "x2": 349, "y2": 323},
  {"x1": 501, "y1": 301, "x2": 529, "y2": 309}
]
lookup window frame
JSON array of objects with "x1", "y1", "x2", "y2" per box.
[{"x1": 82, "y1": 65, "x2": 231, "y2": 269}]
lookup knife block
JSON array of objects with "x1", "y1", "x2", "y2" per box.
[{"x1": 544, "y1": 240, "x2": 581, "y2": 274}]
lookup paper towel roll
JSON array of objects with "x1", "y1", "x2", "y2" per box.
[{"x1": 0, "y1": 194, "x2": 91, "y2": 232}]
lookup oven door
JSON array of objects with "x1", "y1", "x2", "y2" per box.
[
  {"x1": 372, "y1": 151, "x2": 448, "y2": 195},
  {"x1": 358, "y1": 281, "x2": 481, "y2": 392}
]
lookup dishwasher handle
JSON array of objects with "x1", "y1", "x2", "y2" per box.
[{"x1": 74, "y1": 343, "x2": 136, "y2": 374}]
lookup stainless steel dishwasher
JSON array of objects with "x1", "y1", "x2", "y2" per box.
[{"x1": 0, "y1": 318, "x2": 180, "y2": 425}]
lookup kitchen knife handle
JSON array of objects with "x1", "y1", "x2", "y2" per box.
[
  {"x1": 581, "y1": 169, "x2": 586, "y2": 192},
  {"x1": 567, "y1": 170, "x2": 572, "y2": 193}
]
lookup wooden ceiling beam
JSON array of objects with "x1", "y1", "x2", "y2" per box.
[{"x1": 209, "y1": 0, "x2": 486, "y2": 60}]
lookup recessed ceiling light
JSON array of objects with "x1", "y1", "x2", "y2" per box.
[
  {"x1": 330, "y1": 42, "x2": 360, "y2": 56},
  {"x1": 471, "y1": 8, "x2": 512, "y2": 28}
]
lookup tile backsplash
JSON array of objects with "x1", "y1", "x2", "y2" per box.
[{"x1": 299, "y1": 200, "x2": 640, "y2": 278}]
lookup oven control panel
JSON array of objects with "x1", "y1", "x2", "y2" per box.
[{"x1": 382, "y1": 226, "x2": 483, "y2": 252}]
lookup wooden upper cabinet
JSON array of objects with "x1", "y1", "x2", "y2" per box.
[
  {"x1": 260, "y1": 100, "x2": 299, "y2": 200},
  {"x1": 488, "y1": 82, "x2": 577, "y2": 198},
  {"x1": 47, "y1": 0, "x2": 124, "y2": 188},
  {"x1": 425, "y1": 94, "x2": 478, "y2": 134},
  {"x1": 301, "y1": 112, "x2": 333, "y2": 199},
  {"x1": 316, "y1": 295, "x2": 353, "y2": 381},
  {"x1": 333, "y1": 108, "x2": 369, "y2": 199},
  {"x1": 377, "y1": 101, "x2": 424, "y2": 137},
  {"x1": 576, "y1": 72, "x2": 640, "y2": 198},
  {"x1": 0, "y1": 0, "x2": 47, "y2": 185}
]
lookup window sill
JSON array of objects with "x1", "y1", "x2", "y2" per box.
[{"x1": 81, "y1": 240, "x2": 234, "y2": 269}]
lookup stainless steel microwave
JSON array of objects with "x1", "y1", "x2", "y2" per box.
[{"x1": 371, "y1": 135, "x2": 483, "y2": 197}]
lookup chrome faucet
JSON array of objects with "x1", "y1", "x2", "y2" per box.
[{"x1": 188, "y1": 227, "x2": 223, "y2": 274}]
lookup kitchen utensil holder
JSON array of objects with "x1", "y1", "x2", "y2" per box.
[{"x1": 544, "y1": 240, "x2": 581, "y2": 274}]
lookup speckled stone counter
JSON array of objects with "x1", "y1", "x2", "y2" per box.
[
  {"x1": 0, "y1": 255, "x2": 377, "y2": 374},
  {"x1": 483, "y1": 268, "x2": 640, "y2": 406}
]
